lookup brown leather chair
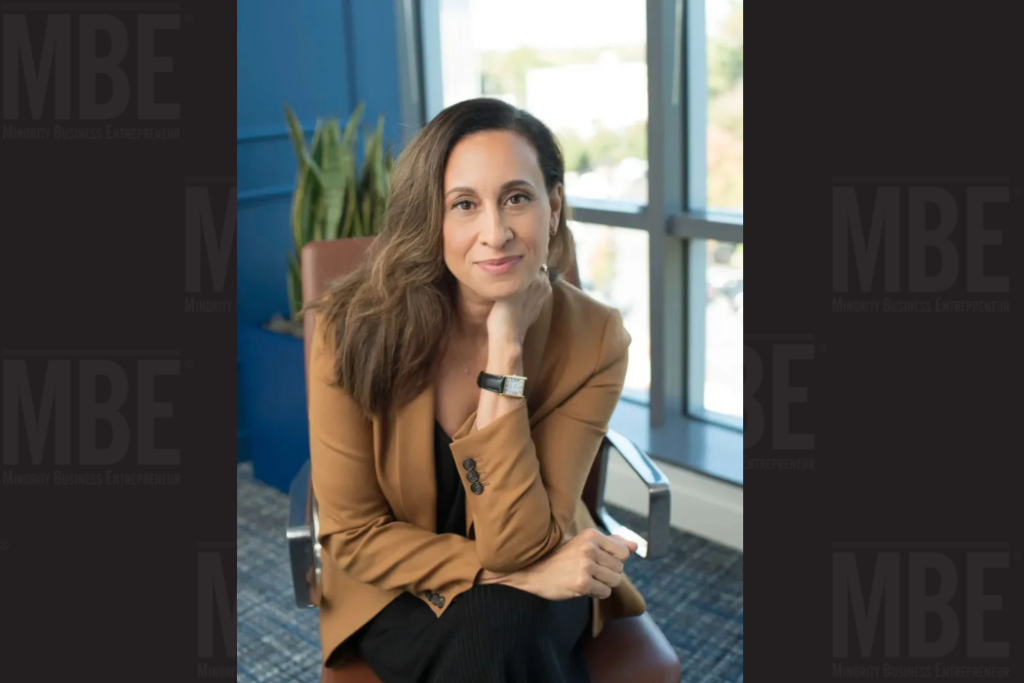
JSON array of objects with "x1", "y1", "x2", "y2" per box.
[{"x1": 287, "y1": 237, "x2": 681, "y2": 683}]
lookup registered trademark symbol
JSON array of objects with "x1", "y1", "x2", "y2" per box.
[
  {"x1": 184, "y1": 359, "x2": 193, "y2": 369},
  {"x1": 0, "y1": 539, "x2": 9, "y2": 550},
  {"x1": 185, "y1": 14, "x2": 193, "y2": 22},
  {"x1": 819, "y1": 344, "x2": 828, "y2": 353},
  {"x1": 1015, "y1": 551, "x2": 1022, "y2": 561}
]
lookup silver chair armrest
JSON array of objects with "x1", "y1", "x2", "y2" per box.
[
  {"x1": 595, "y1": 429, "x2": 671, "y2": 560},
  {"x1": 286, "y1": 459, "x2": 321, "y2": 608}
]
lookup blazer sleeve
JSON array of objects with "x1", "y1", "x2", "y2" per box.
[
  {"x1": 448, "y1": 307, "x2": 631, "y2": 573},
  {"x1": 307, "y1": 313, "x2": 483, "y2": 615}
]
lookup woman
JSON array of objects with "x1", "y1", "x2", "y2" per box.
[{"x1": 307, "y1": 97, "x2": 647, "y2": 682}]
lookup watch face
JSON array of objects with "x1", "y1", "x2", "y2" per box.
[{"x1": 503, "y1": 376, "x2": 525, "y2": 397}]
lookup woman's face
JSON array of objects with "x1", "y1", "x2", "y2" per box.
[{"x1": 442, "y1": 130, "x2": 562, "y2": 301}]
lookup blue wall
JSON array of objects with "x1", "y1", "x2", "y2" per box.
[
  {"x1": 237, "y1": 0, "x2": 405, "y2": 462},
  {"x1": 237, "y1": 0, "x2": 404, "y2": 325}
]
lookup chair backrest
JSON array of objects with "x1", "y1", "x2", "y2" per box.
[
  {"x1": 299, "y1": 237, "x2": 603, "y2": 518},
  {"x1": 301, "y1": 236, "x2": 378, "y2": 389}
]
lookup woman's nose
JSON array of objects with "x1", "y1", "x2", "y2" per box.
[{"x1": 480, "y1": 208, "x2": 513, "y2": 248}]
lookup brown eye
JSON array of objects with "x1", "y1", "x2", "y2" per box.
[
  {"x1": 507, "y1": 193, "x2": 530, "y2": 206},
  {"x1": 453, "y1": 200, "x2": 473, "y2": 211}
]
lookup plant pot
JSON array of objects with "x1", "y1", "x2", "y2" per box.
[{"x1": 238, "y1": 322, "x2": 309, "y2": 493}]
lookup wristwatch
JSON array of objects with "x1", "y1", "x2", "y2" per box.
[{"x1": 476, "y1": 371, "x2": 527, "y2": 398}]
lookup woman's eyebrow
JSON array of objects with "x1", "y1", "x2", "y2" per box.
[{"x1": 445, "y1": 179, "x2": 535, "y2": 198}]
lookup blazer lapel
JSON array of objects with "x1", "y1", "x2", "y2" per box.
[{"x1": 394, "y1": 383, "x2": 436, "y2": 534}]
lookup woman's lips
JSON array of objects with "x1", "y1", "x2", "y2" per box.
[{"x1": 476, "y1": 256, "x2": 523, "y2": 275}]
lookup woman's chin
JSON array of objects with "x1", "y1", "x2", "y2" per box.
[{"x1": 472, "y1": 276, "x2": 524, "y2": 299}]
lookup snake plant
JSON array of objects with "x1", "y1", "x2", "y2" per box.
[{"x1": 283, "y1": 102, "x2": 394, "y2": 322}]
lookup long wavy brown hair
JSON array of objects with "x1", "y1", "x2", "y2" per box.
[{"x1": 306, "y1": 97, "x2": 577, "y2": 421}]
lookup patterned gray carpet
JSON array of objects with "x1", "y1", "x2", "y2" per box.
[{"x1": 237, "y1": 462, "x2": 743, "y2": 682}]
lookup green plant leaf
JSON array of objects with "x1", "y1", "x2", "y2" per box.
[
  {"x1": 287, "y1": 109, "x2": 320, "y2": 253},
  {"x1": 340, "y1": 178, "x2": 352, "y2": 238},
  {"x1": 349, "y1": 180, "x2": 362, "y2": 237},
  {"x1": 313, "y1": 181, "x2": 328, "y2": 243},
  {"x1": 342, "y1": 103, "x2": 364, "y2": 157},
  {"x1": 319, "y1": 121, "x2": 345, "y2": 240},
  {"x1": 361, "y1": 191, "x2": 371, "y2": 234},
  {"x1": 304, "y1": 125, "x2": 327, "y2": 242},
  {"x1": 284, "y1": 102, "x2": 392, "y2": 317},
  {"x1": 283, "y1": 104, "x2": 308, "y2": 165},
  {"x1": 287, "y1": 252, "x2": 302, "y2": 321},
  {"x1": 381, "y1": 147, "x2": 393, "y2": 218},
  {"x1": 373, "y1": 116, "x2": 386, "y2": 200},
  {"x1": 291, "y1": 170, "x2": 312, "y2": 253},
  {"x1": 309, "y1": 117, "x2": 325, "y2": 165}
]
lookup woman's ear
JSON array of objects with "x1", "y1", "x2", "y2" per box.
[{"x1": 549, "y1": 183, "x2": 564, "y2": 231}]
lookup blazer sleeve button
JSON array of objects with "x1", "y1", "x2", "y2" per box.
[
  {"x1": 466, "y1": 470, "x2": 479, "y2": 483},
  {"x1": 470, "y1": 482, "x2": 484, "y2": 495},
  {"x1": 462, "y1": 458, "x2": 476, "y2": 471},
  {"x1": 434, "y1": 595, "x2": 445, "y2": 608}
]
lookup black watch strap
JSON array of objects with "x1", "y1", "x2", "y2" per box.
[
  {"x1": 476, "y1": 371, "x2": 527, "y2": 397},
  {"x1": 476, "y1": 371, "x2": 505, "y2": 394}
]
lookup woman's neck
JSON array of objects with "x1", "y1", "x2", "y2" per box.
[{"x1": 452, "y1": 285, "x2": 492, "y2": 346}]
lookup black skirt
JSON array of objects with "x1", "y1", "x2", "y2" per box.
[{"x1": 354, "y1": 420, "x2": 593, "y2": 683}]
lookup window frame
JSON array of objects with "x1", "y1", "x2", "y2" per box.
[{"x1": 680, "y1": 0, "x2": 744, "y2": 431}]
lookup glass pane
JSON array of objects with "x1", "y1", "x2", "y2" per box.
[
  {"x1": 705, "y1": 0, "x2": 743, "y2": 211},
  {"x1": 703, "y1": 239, "x2": 743, "y2": 418},
  {"x1": 437, "y1": 0, "x2": 649, "y2": 204},
  {"x1": 568, "y1": 222, "x2": 650, "y2": 402}
]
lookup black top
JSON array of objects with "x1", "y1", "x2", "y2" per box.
[{"x1": 432, "y1": 420, "x2": 467, "y2": 537}]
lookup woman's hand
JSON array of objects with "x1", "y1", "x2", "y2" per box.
[
  {"x1": 484, "y1": 528, "x2": 638, "y2": 601},
  {"x1": 486, "y1": 265, "x2": 552, "y2": 347}
]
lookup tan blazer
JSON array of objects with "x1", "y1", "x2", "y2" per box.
[{"x1": 308, "y1": 278, "x2": 648, "y2": 667}]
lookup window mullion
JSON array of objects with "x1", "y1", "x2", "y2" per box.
[
  {"x1": 685, "y1": 0, "x2": 707, "y2": 213},
  {"x1": 647, "y1": 0, "x2": 685, "y2": 428}
]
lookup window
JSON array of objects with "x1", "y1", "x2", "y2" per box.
[
  {"x1": 569, "y1": 222, "x2": 651, "y2": 404},
  {"x1": 705, "y1": 0, "x2": 743, "y2": 212},
  {"x1": 429, "y1": 0, "x2": 649, "y2": 204},
  {"x1": 410, "y1": 0, "x2": 744, "y2": 474},
  {"x1": 687, "y1": 239, "x2": 742, "y2": 429},
  {"x1": 682, "y1": 0, "x2": 743, "y2": 431}
]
